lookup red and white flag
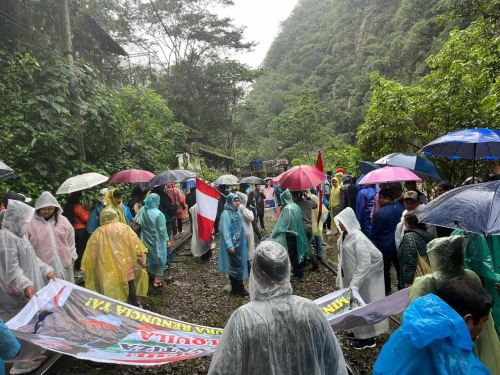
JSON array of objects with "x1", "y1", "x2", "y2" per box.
[{"x1": 196, "y1": 178, "x2": 220, "y2": 242}]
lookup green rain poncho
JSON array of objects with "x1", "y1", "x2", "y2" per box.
[
  {"x1": 452, "y1": 230, "x2": 500, "y2": 336},
  {"x1": 409, "y1": 236, "x2": 500, "y2": 375},
  {"x1": 270, "y1": 189, "x2": 308, "y2": 263}
]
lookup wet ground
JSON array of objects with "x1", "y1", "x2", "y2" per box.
[{"x1": 50, "y1": 212, "x2": 393, "y2": 374}]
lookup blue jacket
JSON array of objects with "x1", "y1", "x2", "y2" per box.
[
  {"x1": 372, "y1": 203, "x2": 404, "y2": 252},
  {"x1": 373, "y1": 294, "x2": 490, "y2": 375},
  {"x1": 0, "y1": 320, "x2": 20, "y2": 375},
  {"x1": 355, "y1": 186, "x2": 376, "y2": 239}
]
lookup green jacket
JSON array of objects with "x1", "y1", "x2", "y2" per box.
[{"x1": 398, "y1": 228, "x2": 433, "y2": 286}]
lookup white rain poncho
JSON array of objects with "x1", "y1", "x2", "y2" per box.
[
  {"x1": 334, "y1": 207, "x2": 389, "y2": 339},
  {"x1": 189, "y1": 204, "x2": 213, "y2": 257},
  {"x1": 208, "y1": 241, "x2": 347, "y2": 375},
  {"x1": 237, "y1": 192, "x2": 255, "y2": 260},
  {"x1": 0, "y1": 200, "x2": 53, "y2": 321},
  {"x1": 27, "y1": 191, "x2": 77, "y2": 282}
]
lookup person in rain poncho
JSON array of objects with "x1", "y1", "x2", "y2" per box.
[
  {"x1": 374, "y1": 278, "x2": 492, "y2": 375},
  {"x1": 270, "y1": 189, "x2": 308, "y2": 281},
  {"x1": 237, "y1": 192, "x2": 255, "y2": 262},
  {"x1": 87, "y1": 188, "x2": 108, "y2": 235},
  {"x1": 102, "y1": 189, "x2": 133, "y2": 225},
  {"x1": 310, "y1": 189, "x2": 328, "y2": 259},
  {"x1": 208, "y1": 241, "x2": 347, "y2": 375},
  {"x1": 27, "y1": 192, "x2": 77, "y2": 283},
  {"x1": 0, "y1": 200, "x2": 55, "y2": 374},
  {"x1": 452, "y1": 231, "x2": 500, "y2": 336},
  {"x1": 329, "y1": 172, "x2": 343, "y2": 235},
  {"x1": 218, "y1": 193, "x2": 248, "y2": 296},
  {"x1": 189, "y1": 203, "x2": 214, "y2": 262},
  {"x1": 82, "y1": 208, "x2": 148, "y2": 306},
  {"x1": 1, "y1": 320, "x2": 20, "y2": 375},
  {"x1": 334, "y1": 207, "x2": 389, "y2": 350},
  {"x1": 136, "y1": 193, "x2": 170, "y2": 289},
  {"x1": 408, "y1": 236, "x2": 500, "y2": 375}
]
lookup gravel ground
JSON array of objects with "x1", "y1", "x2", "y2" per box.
[{"x1": 51, "y1": 213, "x2": 394, "y2": 375}]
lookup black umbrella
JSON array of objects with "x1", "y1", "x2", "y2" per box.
[
  {"x1": 148, "y1": 169, "x2": 196, "y2": 188},
  {"x1": 0, "y1": 161, "x2": 18, "y2": 182}
]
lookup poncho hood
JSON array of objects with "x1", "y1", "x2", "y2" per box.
[
  {"x1": 403, "y1": 293, "x2": 472, "y2": 351},
  {"x1": 100, "y1": 208, "x2": 120, "y2": 226},
  {"x1": 34, "y1": 191, "x2": 63, "y2": 213},
  {"x1": 427, "y1": 236, "x2": 467, "y2": 276},
  {"x1": 249, "y1": 241, "x2": 293, "y2": 301},
  {"x1": 144, "y1": 193, "x2": 160, "y2": 209},
  {"x1": 3, "y1": 200, "x2": 35, "y2": 237},
  {"x1": 224, "y1": 193, "x2": 240, "y2": 211},
  {"x1": 280, "y1": 189, "x2": 293, "y2": 206},
  {"x1": 334, "y1": 207, "x2": 361, "y2": 233},
  {"x1": 236, "y1": 192, "x2": 248, "y2": 207}
]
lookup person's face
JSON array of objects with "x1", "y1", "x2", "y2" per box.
[
  {"x1": 436, "y1": 186, "x2": 446, "y2": 196},
  {"x1": 232, "y1": 199, "x2": 240, "y2": 209},
  {"x1": 404, "y1": 199, "x2": 419, "y2": 212},
  {"x1": 339, "y1": 222, "x2": 347, "y2": 233},
  {"x1": 464, "y1": 314, "x2": 488, "y2": 341},
  {"x1": 255, "y1": 185, "x2": 260, "y2": 192},
  {"x1": 39, "y1": 206, "x2": 56, "y2": 219},
  {"x1": 113, "y1": 196, "x2": 123, "y2": 205}
]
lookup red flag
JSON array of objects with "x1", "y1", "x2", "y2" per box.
[
  {"x1": 195, "y1": 178, "x2": 220, "y2": 242},
  {"x1": 316, "y1": 150, "x2": 324, "y2": 222}
]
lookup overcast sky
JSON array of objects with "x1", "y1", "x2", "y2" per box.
[{"x1": 217, "y1": 0, "x2": 298, "y2": 67}]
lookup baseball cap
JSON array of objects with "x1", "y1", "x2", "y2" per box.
[{"x1": 403, "y1": 191, "x2": 418, "y2": 201}]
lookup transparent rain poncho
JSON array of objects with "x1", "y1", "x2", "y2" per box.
[
  {"x1": 237, "y1": 192, "x2": 255, "y2": 260},
  {"x1": 27, "y1": 191, "x2": 77, "y2": 282},
  {"x1": 218, "y1": 194, "x2": 248, "y2": 280},
  {"x1": 0, "y1": 200, "x2": 53, "y2": 321},
  {"x1": 333, "y1": 208, "x2": 388, "y2": 339},
  {"x1": 137, "y1": 193, "x2": 168, "y2": 276},
  {"x1": 82, "y1": 208, "x2": 148, "y2": 302},
  {"x1": 270, "y1": 189, "x2": 308, "y2": 263},
  {"x1": 208, "y1": 241, "x2": 347, "y2": 375},
  {"x1": 409, "y1": 236, "x2": 500, "y2": 374}
]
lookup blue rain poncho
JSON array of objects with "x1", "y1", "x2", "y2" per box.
[
  {"x1": 208, "y1": 241, "x2": 347, "y2": 375},
  {"x1": 1, "y1": 319, "x2": 20, "y2": 375},
  {"x1": 355, "y1": 185, "x2": 376, "y2": 238},
  {"x1": 137, "y1": 194, "x2": 168, "y2": 276},
  {"x1": 218, "y1": 194, "x2": 248, "y2": 280},
  {"x1": 270, "y1": 189, "x2": 308, "y2": 263},
  {"x1": 373, "y1": 293, "x2": 490, "y2": 375}
]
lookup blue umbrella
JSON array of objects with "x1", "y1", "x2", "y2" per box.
[
  {"x1": 421, "y1": 128, "x2": 500, "y2": 180},
  {"x1": 417, "y1": 180, "x2": 500, "y2": 235},
  {"x1": 375, "y1": 153, "x2": 443, "y2": 181}
]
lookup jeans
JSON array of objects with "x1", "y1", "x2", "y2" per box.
[
  {"x1": 313, "y1": 235, "x2": 324, "y2": 256},
  {"x1": 381, "y1": 251, "x2": 401, "y2": 295}
]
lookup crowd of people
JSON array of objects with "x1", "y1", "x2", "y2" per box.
[{"x1": 0, "y1": 159, "x2": 499, "y2": 374}]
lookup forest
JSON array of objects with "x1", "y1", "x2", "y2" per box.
[
  {"x1": 0, "y1": 0, "x2": 498, "y2": 196},
  {"x1": 237, "y1": 0, "x2": 499, "y2": 182}
]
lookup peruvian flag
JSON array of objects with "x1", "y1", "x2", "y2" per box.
[
  {"x1": 316, "y1": 150, "x2": 324, "y2": 222},
  {"x1": 196, "y1": 178, "x2": 220, "y2": 242}
]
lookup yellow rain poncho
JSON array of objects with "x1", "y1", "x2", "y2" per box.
[
  {"x1": 329, "y1": 173, "x2": 343, "y2": 232},
  {"x1": 82, "y1": 208, "x2": 148, "y2": 302},
  {"x1": 102, "y1": 188, "x2": 130, "y2": 224},
  {"x1": 408, "y1": 236, "x2": 500, "y2": 375}
]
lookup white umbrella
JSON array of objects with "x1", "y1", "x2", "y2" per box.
[
  {"x1": 214, "y1": 174, "x2": 239, "y2": 185},
  {"x1": 56, "y1": 173, "x2": 109, "y2": 195}
]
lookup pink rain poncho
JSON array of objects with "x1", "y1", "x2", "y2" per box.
[{"x1": 27, "y1": 192, "x2": 77, "y2": 283}]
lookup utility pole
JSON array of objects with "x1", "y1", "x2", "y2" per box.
[{"x1": 61, "y1": 0, "x2": 86, "y2": 161}]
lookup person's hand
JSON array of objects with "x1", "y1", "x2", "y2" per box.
[
  {"x1": 138, "y1": 257, "x2": 147, "y2": 268},
  {"x1": 47, "y1": 272, "x2": 56, "y2": 281},
  {"x1": 228, "y1": 247, "x2": 236, "y2": 254},
  {"x1": 24, "y1": 286, "x2": 36, "y2": 299},
  {"x1": 350, "y1": 286, "x2": 359, "y2": 293}
]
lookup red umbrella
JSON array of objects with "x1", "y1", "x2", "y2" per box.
[
  {"x1": 278, "y1": 165, "x2": 325, "y2": 191},
  {"x1": 108, "y1": 169, "x2": 156, "y2": 184}
]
